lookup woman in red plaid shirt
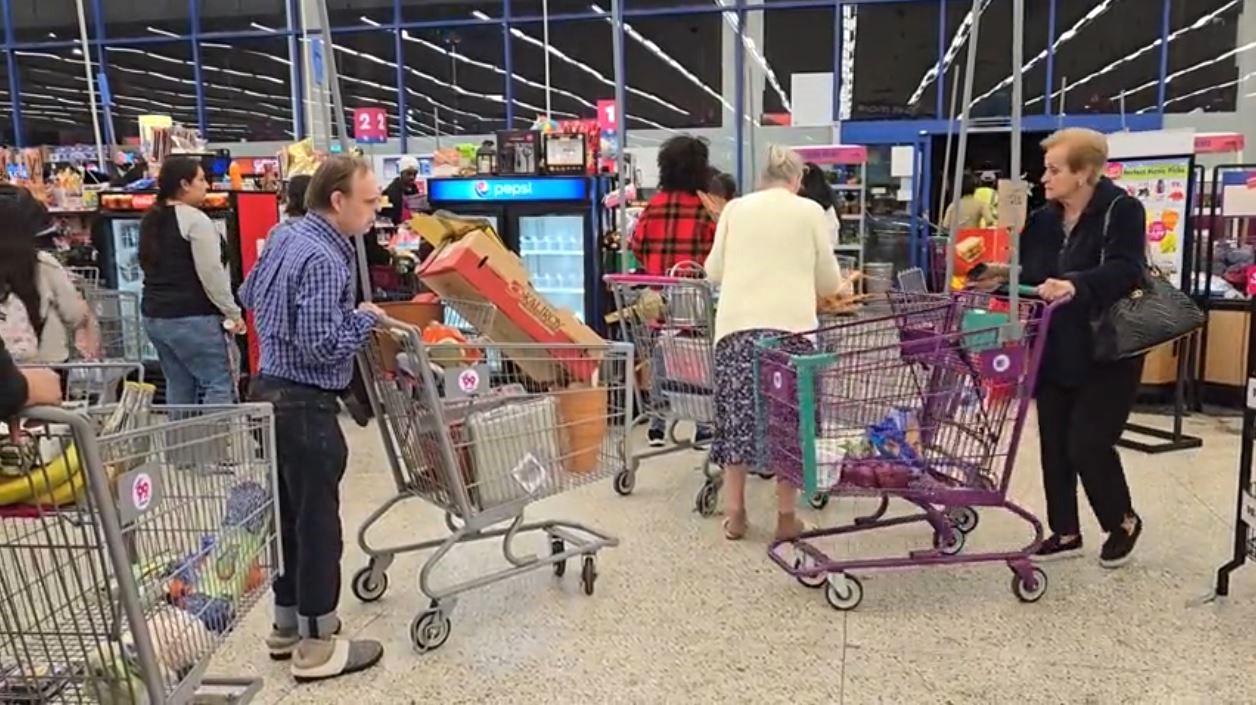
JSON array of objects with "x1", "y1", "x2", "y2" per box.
[{"x1": 629, "y1": 135, "x2": 721, "y2": 448}]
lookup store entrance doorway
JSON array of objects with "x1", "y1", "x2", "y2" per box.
[{"x1": 926, "y1": 128, "x2": 1052, "y2": 226}]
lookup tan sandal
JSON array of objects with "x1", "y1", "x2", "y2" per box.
[
  {"x1": 723, "y1": 510, "x2": 748, "y2": 541},
  {"x1": 775, "y1": 513, "x2": 809, "y2": 542}
]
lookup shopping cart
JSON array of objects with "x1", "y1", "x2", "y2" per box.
[
  {"x1": 0, "y1": 404, "x2": 278, "y2": 703},
  {"x1": 42, "y1": 288, "x2": 146, "y2": 406},
  {"x1": 603, "y1": 272, "x2": 727, "y2": 514},
  {"x1": 67, "y1": 266, "x2": 101, "y2": 295},
  {"x1": 353, "y1": 313, "x2": 630, "y2": 653},
  {"x1": 758, "y1": 288, "x2": 1065, "y2": 611}
]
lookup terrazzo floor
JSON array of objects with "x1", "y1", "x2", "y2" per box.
[{"x1": 206, "y1": 409, "x2": 1256, "y2": 704}]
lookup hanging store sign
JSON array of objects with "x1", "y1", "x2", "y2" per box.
[
  {"x1": 793, "y1": 144, "x2": 867, "y2": 166},
  {"x1": 353, "y1": 107, "x2": 388, "y2": 144},
  {"x1": 596, "y1": 100, "x2": 617, "y2": 133},
  {"x1": 428, "y1": 176, "x2": 588, "y2": 203},
  {"x1": 1221, "y1": 170, "x2": 1256, "y2": 218}
]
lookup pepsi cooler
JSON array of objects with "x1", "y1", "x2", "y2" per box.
[{"x1": 427, "y1": 175, "x2": 612, "y2": 327}]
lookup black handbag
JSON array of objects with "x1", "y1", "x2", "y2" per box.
[{"x1": 1090, "y1": 197, "x2": 1205, "y2": 362}]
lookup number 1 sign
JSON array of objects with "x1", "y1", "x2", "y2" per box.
[{"x1": 353, "y1": 107, "x2": 388, "y2": 144}]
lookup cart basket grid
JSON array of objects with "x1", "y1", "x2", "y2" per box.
[
  {"x1": 758, "y1": 290, "x2": 1050, "y2": 500},
  {"x1": 0, "y1": 405, "x2": 278, "y2": 704},
  {"x1": 360, "y1": 316, "x2": 633, "y2": 521}
]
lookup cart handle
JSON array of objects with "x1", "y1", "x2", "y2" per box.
[
  {"x1": 1010, "y1": 284, "x2": 1073, "y2": 311},
  {"x1": 603, "y1": 273, "x2": 712, "y2": 287}
]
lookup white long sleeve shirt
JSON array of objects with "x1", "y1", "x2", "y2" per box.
[{"x1": 704, "y1": 187, "x2": 844, "y2": 344}]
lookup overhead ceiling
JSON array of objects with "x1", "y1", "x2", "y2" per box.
[{"x1": 0, "y1": 0, "x2": 1245, "y2": 146}]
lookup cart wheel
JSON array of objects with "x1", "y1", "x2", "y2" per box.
[
  {"x1": 809, "y1": 493, "x2": 830, "y2": 510},
  {"x1": 933, "y1": 529, "x2": 966, "y2": 556},
  {"x1": 551, "y1": 538, "x2": 567, "y2": 577},
  {"x1": 1011, "y1": 567, "x2": 1048, "y2": 604},
  {"x1": 793, "y1": 556, "x2": 827, "y2": 589},
  {"x1": 351, "y1": 566, "x2": 388, "y2": 603},
  {"x1": 581, "y1": 556, "x2": 598, "y2": 596},
  {"x1": 824, "y1": 574, "x2": 864, "y2": 612},
  {"x1": 946, "y1": 506, "x2": 979, "y2": 534},
  {"x1": 695, "y1": 481, "x2": 719, "y2": 517},
  {"x1": 613, "y1": 469, "x2": 636, "y2": 497},
  {"x1": 410, "y1": 609, "x2": 451, "y2": 652}
]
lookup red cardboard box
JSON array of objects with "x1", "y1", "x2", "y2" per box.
[
  {"x1": 953, "y1": 227, "x2": 1011, "y2": 277},
  {"x1": 420, "y1": 228, "x2": 604, "y2": 384}
]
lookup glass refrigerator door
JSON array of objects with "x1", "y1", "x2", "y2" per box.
[
  {"x1": 517, "y1": 214, "x2": 586, "y2": 322},
  {"x1": 109, "y1": 218, "x2": 159, "y2": 361}
]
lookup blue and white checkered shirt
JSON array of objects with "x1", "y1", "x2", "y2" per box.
[{"x1": 240, "y1": 212, "x2": 378, "y2": 391}]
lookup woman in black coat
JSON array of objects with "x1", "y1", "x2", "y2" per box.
[{"x1": 974, "y1": 128, "x2": 1146, "y2": 568}]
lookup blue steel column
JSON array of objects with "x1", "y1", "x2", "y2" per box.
[
  {"x1": 288, "y1": 0, "x2": 306, "y2": 139},
  {"x1": 91, "y1": 0, "x2": 116, "y2": 147},
  {"x1": 734, "y1": 5, "x2": 746, "y2": 189},
  {"x1": 394, "y1": 0, "x2": 407, "y2": 151},
  {"x1": 503, "y1": 0, "x2": 514, "y2": 127},
  {"x1": 1157, "y1": 0, "x2": 1170, "y2": 111},
  {"x1": 1044, "y1": 0, "x2": 1056, "y2": 116},
  {"x1": 934, "y1": 0, "x2": 945, "y2": 118},
  {"x1": 2, "y1": 0, "x2": 21, "y2": 147},
  {"x1": 832, "y1": 1, "x2": 842, "y2": 122},
  {"x1": 189, "y1": 0, "x2": 208, "y2": 139}
]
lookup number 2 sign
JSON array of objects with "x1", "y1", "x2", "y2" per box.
[{"x1": 353, "y1": 107, "x2": 388, "y2": 144}]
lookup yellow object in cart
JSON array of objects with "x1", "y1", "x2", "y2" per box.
[{"x1": 0, "y1": 445, "x2": 80, "y2": 506}]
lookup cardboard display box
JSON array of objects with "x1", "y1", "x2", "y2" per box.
[{"x1": 419, "y1": 226, "x2": 603, "y2": 384}]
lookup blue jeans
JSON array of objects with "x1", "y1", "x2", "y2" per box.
[{"x1": 144, "y1": 315, "x2": 236, "y2": 405}]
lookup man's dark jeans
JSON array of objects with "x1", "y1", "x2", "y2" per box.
[{"x1": 250, "y1": 374, "x2": 347, "y2": 636}]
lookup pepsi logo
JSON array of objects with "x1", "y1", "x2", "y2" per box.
[{"x1": 473, "y1": 180, "x2": 490, "y2": 197}]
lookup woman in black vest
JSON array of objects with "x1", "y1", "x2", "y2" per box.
[{"x1": 140, "y1": 157, "x2": 244, "y2": 404}]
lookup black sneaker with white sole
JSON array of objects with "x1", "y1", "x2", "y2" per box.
[
  {"x1": 647, "y1": 427, "x2": 666, "y2": 448},
  {"x1": 692, "y1": 427, "x2": 714, "y2": 450},
  {"x1": 1099, "y1": 514, "x2": 1142, "y2": 569},
  {"x1": 1035, "y1": 534, "x2": 1084, "y2": 561}
]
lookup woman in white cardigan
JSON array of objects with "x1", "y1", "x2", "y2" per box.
[{"x1": 704, "y1": 145, "x2": 849, "y2": 541}]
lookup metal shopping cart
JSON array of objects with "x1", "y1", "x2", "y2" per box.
[
  {"x1": 603, "y1": 272, "x2": 727, "y2": 514},
  {"x1": 67, "y1": 266, "x2": 101, "y2": 296},
  {"x1": 0, "y1": 404, "x2": 278, "y2": 703},
  {"x1": 758, "y1": 288, "x2": 1065, "y2": 611},
  {"x1": 352, "y1": 311, "x2": 631, "y2": 652},
  {"x1": 44, "y1": 288, "x2": 146, "y2": 406}
]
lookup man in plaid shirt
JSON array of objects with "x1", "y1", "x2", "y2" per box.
[
  {"x1": 627, "y1": 136, "x2": 722, "y2": 447},
  {"x1": 240, "y1": 156, "x2": 385, "y2": 682}
]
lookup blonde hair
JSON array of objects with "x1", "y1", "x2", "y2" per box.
[
  {"x1": 762, "y1": 144, "x2": 805, "y2": 185},
  {"x1": 1040, "y1": 128, "x2": 1109, "y2": 184}
]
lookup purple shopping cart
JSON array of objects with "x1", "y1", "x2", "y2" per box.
[{"x1": 756, "y1": 288, "x2": 1065, "y2": 611}]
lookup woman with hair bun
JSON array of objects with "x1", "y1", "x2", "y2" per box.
[{"x1": 704, "y1": 144, "x2": 848, "y2": 542}]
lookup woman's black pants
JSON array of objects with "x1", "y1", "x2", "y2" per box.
[{"x1": 1035, "y1": 356, "x2": 1144, "y2": 536}]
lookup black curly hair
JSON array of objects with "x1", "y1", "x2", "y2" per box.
[{"x1": 657, "y1": 135, "x2": 711, "y2": 194}]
